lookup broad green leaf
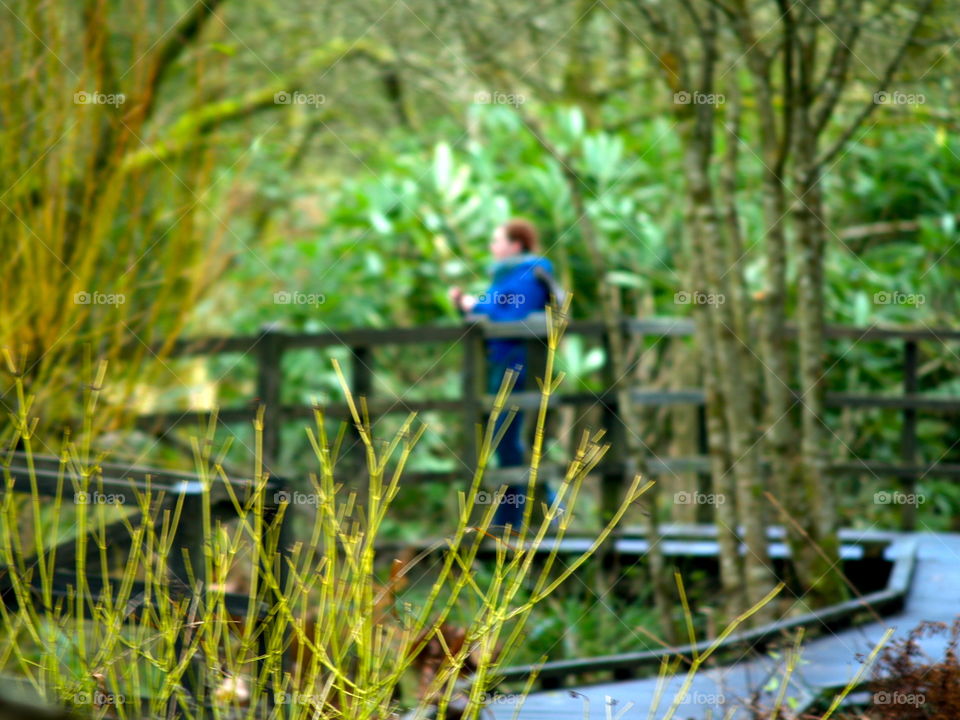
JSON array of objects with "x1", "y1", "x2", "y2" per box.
[
  {"x1": 369, "y1": 211, "x2": 392, "y2": 234},
  {"x1": 433, "y1": 141, "x2": 453, "y2": 191}
]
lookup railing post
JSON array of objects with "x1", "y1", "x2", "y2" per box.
[
  {"x1": 461, "y1": 321, "x2": 486, "y2": 473},
  {"x1": 256, "y1": 324, "x2": 285, "y2": 474},
  {"x1": 351, "y1": 345, "x2": 373, "y2": 397},
  {"x1": 696, "y1": 403, "x2": 711, "y2": 523},
  {"x1": 901, "y1": 339, "x2": 918, "y2": 530},
  {"x1": 347, "y1": 345, "x2": 373, "y2": 470},
  {"x1": 523, "y1": 316, "x2": 549, "y2": 457},
  {"x1": 599, "y1": 321, "x2": 626, "y2": 561}
]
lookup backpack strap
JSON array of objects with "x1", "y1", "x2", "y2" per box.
[{"x1": 533, "y1": 265, "x2": 568, "y2": 306}]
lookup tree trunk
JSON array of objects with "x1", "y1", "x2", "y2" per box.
[
  {"x1": 793, "y1": 162, "x2": 846, "y2": 607},
  {"x1": 788, "y1": 0, "x2": 846, "y2": 607},
  {"x1": 677, "y1": 7, "x2": 775, "y2": 623},
  {"x1": 731, "y1": 0, "x2": 819, "y2": 601},
  {"x1": 684, "y1": 199, "x2": 745, "y2": 619}
]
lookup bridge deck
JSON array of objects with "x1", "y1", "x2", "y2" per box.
[{"x1": 490, "y1": 531, "x2": 960, "y2": 719}]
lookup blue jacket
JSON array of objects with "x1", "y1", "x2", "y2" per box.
[{"x1": 472, "y1": 254, "x2": 555, "y2": 366}]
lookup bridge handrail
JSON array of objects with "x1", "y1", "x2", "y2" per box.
[
  {"x1": 156, "y1": 317, "x2": 960, "y2": 357},
  {"x1": 136, "y1": 316, "x2": 960, "y2": 530}
]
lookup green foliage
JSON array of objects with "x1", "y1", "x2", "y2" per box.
[
  {"x1": 0, "y1": 318, "x2": 649, "y2": 719},
  {"x1": 184, "y1": 105, "x2": 960, "y2": 532},
  {"x1": 200, "y1": 105, "x2": 684, "y2": 338}
]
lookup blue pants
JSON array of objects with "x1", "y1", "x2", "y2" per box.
[
  {"x1": 487, "y1": 346, "x2": 558, "y2": 528},
  {"x1": 487, "y1": 349, "x2": 527, "y2": 469}
]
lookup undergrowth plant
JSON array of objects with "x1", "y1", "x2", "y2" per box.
[
  {"x1": 0, "y1": 305, "x2": 878, "y2": 720},
  {"x1": 0, "y1": 305, "x2": 648, "y2": 720}
]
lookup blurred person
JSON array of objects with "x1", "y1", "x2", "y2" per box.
[{"x1": 449, "y1": 219, "x2": 563, "y2": 529}]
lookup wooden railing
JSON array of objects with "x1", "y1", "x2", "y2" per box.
[{"x1": 135, "y1": 316, "x2": 960, "y2": 530}]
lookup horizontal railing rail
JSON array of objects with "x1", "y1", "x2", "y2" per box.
[{"x1": 133, "y1": 316, "x2": 960, "y2": 530}]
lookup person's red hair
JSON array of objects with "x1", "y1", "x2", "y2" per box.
[{"x1": 502, "y1": 219, "x2": 538, "y2": 253}]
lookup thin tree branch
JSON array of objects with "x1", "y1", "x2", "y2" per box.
[
  {"x1": 138, "y1": 0, "x2": 228, "y2": 124},
  {"x1": 810, "y1": 0, "x2": 866, "y2": 138},
  {"x1": 626, "y1": 0, "x2": 688, "y2": 92},
  {"x1": 776, "y1": 0, "x2": 794, "y2": 173},
  {"x1": 705, "y1": 0, "x2": 739, "y2": 22},
  {"x1": 677, "y1": 0, "x2": 704, "y2": 34},
  {"x1": 838, "y1": 213, "x2": 960, "y2": 241},
  {"x1": 816, "y1": 0, "x2": 935, "y2": 167}
]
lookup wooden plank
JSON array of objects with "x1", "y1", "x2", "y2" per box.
[
  {"x1": 40, "y1": 512, "x2": 144, "y2": 572},
  {"x1": 611, "y1": 389, "x2": 960, "y2": 411},
  {"x1": 617, "y1": 524, "x2": 899, "y2": 551},
  {"x1": 0, "y1": 570, "x2": 273, "y2": 619},
  {"x1": 631, "y1": 388, "x2": 706, "y2": 405},
  {"x1": 501, "y1": 588, "x2": 904, "y2": 684},
  {"x1": 390, "y1": 470, "x2": 462, "y2": 484},
  {"x1": 155, "y1": 320, "x2": 960, "y2": 360},
  {"x1": 623, "y1": 317, "x2": 696, "y2": 336},
  {"x1": 9, "y1": 452, "x2": 209, "y2": 486},
  {"x1": 480, "y1": 391, "x2": 601, "y2": 411},
  {"x1": 285, "y1": 398, "x2": 466, "y2": 419},
  {"x1": 647, "y1": 457, "x2": 960, "y2": 479},
  {"x1": 134, "y1": 408, "x2": 252, "y2": 433},
  {"x1": 821, "y1": 326, "x2": 960, "y2": 342},
  {"x1": 646, "y1": 457, "x2": 711, "y2": 474},
  {"x1": 825, "y1": 392, "x2": 960, "y2": 411},
  {"x1": 165, "y1": 334, "x2": 262, "y2": 357},
  {"x1": 477, "y1": 315, "x2": 605, "y2": 339},
  {"x1": 901, "y1": 341, "x2": 919, "y2": 529},
  {"x1": 3, "y1": 460, "x2": 283, "y2": 502},
  {"x1": 189, "y1": 390, "x2": 960, "y2": 417},
  {"x1": 629, "y1": 456, "x2": 960, "y2": 479},
  {"x1": 4, "y1": 463, "x2": 178, "y2": 497},
  {"x1": 141, "y1": 387, "x2": 960, "y2": 428},
  {"x1": 496, "y1": 538, "x2": 915, "y2": 685},
  {"x1": 285, "y1": 325, "x2": 467, "y2": 349},
  {"x1": 827, "y1": 460, "x2": 960, "y2": 477}
]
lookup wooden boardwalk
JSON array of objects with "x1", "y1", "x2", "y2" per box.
[{"x1": 490, "y1": 531, "x2": 960, "y2": 720}]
